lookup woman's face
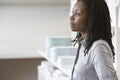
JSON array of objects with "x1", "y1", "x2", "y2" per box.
[{"x1": 70, "y1": 1, "x2": 88, "y2": 33}]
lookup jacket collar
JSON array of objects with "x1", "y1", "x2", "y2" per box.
[{"x1": 79, "y1": 37, "x2": 87, "y2": 48}]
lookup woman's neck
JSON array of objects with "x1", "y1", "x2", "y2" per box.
[{"x1": 81, "y1": 32, "x2": 87, "y2": 39}]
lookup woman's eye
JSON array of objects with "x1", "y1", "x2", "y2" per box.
[
  {"x1": 72, "y1": 11, "x2": 74, "y2": 14},
  {"x1": 75, "y1": 13, "x2": 81, "y2": 16}
]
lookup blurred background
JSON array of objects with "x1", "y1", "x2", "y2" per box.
[{"x1": 0, "y1": 0, "x2": 120, "y2": 80}]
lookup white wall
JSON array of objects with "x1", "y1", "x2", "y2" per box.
[
  {"x1": 116, "y1": 6, "x2": 120, "y2": 80},
  {"x1": 0, "y1": 4, "x2": 71, "y2": 58}
]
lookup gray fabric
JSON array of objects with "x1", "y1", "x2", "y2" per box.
[{"x1": 72, "y1": 39, "x2": 118, "y2": 80}]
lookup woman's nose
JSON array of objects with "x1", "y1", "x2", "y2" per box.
[{"x1": 70, "y1": 14, "x2": 75, "y2": 21}]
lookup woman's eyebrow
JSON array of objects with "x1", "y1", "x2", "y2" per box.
[
  {"x1": 72, "y1": 9, "x2": 78, "y2": 12},
  {"x1": 76, "y1": 9, "x2": 81, "y2": 12},
  {"x1": 72, "y1": 8, "x2": 81, "y2": 13}
]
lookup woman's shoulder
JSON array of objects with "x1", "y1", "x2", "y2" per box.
[
  {"x1": 90, "y1": 39, "x2": 113, "y2": 58},
  {"x1": 91, "y1": 39, "x2": 110, "y2": 49},
  {"x1": 90, "y1": 39, "x2": 112, "y2": 55}
]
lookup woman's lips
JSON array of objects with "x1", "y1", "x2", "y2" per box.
[{"x1": 70, "y1": 22, "x2": 75, "y2": 28}]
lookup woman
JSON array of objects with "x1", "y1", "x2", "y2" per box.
[{"x1": 70, "y1": 0, "x2": 118, "y2": 80}]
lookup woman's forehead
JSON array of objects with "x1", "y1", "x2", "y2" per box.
[{"x1": 72, "y1": 2, "x2": 85, "y2": 12}]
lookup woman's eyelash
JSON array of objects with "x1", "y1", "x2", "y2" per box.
[
  {"x1": 72, "y1": 11, "x2": 74, "y2": 13},
  {"x1": 71, "y1": 11, "x2": 81, "y2": 16},
  {"x1": 75, "y1": 13, "x2": 81, "y2": 16}
]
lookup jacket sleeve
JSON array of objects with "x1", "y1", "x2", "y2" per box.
[{"x1": 92, "y1": 44, "x2": 118, "y2": 80}]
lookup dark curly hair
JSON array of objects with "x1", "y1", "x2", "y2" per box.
[{"x1": 73, "y1": 0, "x2": 115, "y2": 61}]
